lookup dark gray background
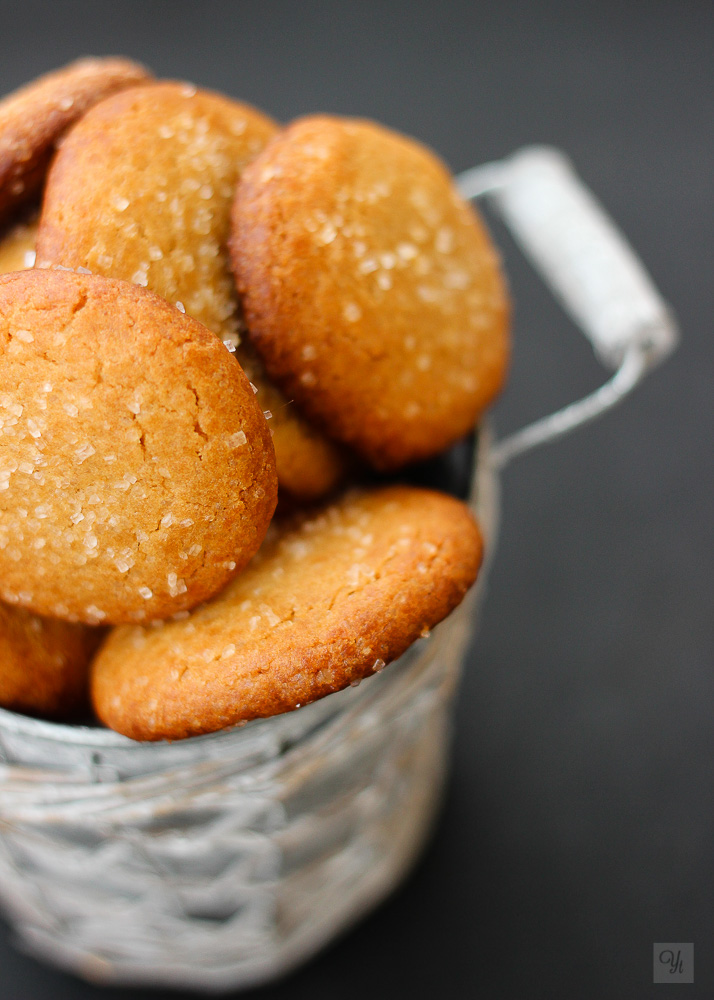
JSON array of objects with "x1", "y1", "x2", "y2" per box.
[{"x1": 0, "y1": 1, "x2": 711, "y2": 997}]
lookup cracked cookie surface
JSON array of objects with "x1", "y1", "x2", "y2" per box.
[
  {"x1": 0, "y1": 601, "x2": 100, "y2": 718},
  {"x1": 92, "y1": 485, "x2": 482, "y2": 740},
  {"x1": 0, "y1": 269, "x2": 277, "y2": 624},
  {"x1": 36, "y1": 81, "x2": 346, "y2": 501},
  {"x1": 231, "y1": 115, "x2": 510, "y2": 470},
  {"x1": 0, "y1": 57, "x2": 151, "y2": 226}
]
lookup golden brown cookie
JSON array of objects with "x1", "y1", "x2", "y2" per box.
[
  {"x1": 0, "y1": 269, "x2": 277, "y2": 625},
  {"x1": 230, "y1": 115, "x2": 510, "y2": 470},
  {"x1": 0, "y1": 57, "x2": 151, "y2": 227},
  {"x1": 91, "y1": 485, "x2": 483, "y2": 740},
  {"x1": 0, "y1": 600, "x2": 100, "y2": 719},
  {"x1": 237, "y1": 339, "x2": 350, "y2": 500},
  {"x1": 0, "y1": 215, "x2": 37, "y2": 274},
  {"x1": 35, "y1": 81, "x2": 346, "y2": 501}
]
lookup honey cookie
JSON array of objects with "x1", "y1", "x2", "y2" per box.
[
  {"x1": 0, "y1": 57, "x2": 151, "y2": 227},
  {"x1": 230, "y1": 115, "x2": 510, "y2": 470},
  {"x1": 35, "y1": 82, "x2": 346, "y2": 501},
  {"x1": 0, "y1": 269, "x2": 277, "y2": 625},
  {"x1": 91, "y1": 485, "x2": 483, "y2": 740},
  {"x1": 0, "y1": 215, "x2": 37, "y2": 274},
  {"x1": 0, "y1": 600, "x2": 100, "y2": 719}
]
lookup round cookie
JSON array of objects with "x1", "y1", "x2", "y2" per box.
[
  {"x1": 0, "y1": 216, "x2": 37, "y2": 274},
  {"x1": 238, "y1": 340, "x2": 349, "y2": 500},
  {"x1": 35, "y1": 82, "x2": 346, "y2": 501},
  {"x1": 91, "y1": 485, "x2": 483, "y2": 740},
  {"x1": 0, "y1": 269, "x2": 277, "y2": 625},
  {"x1": 0, "y1": 600, "x2": 101, "y2": 719},
  {"x1": 230, "y1": 115, "x2": 510, "y2": 470},
  {"x1": 0, "y1": 57, "x2": 151, "y2": 227}
]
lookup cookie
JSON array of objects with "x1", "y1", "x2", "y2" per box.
[
  {"x1": 238, "y1": 340, "x2": 350, "y2": 500},
  {"x1": 0, "y1": 57, "x2": 151, "y2": 227},
  {"x1": 0, "y1": 216, "x2": 37, "y2": 274},
  {"x1": 91, "y1": 485, "x2": 483, "y2": 740},
  {"x1": 0, "y1": 600, "x2": 100, "y2": 719},
  {"x1": 0, "y1": 269, "x2": 277, "y2": 625},
  {"x1": 230, "y1": 115, "x2": 510, "y2": 470},
  {"x1": 35, "y1": 82, "x2": 346, "y2": 501}
]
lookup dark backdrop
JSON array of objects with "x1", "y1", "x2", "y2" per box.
[{"x1": 0, "y1": 2, "x2": 711, "y2": 998}]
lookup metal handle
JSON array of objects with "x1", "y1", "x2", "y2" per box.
[{"x1": 458, "y1": 146, "x2": 678, "y2": 468}]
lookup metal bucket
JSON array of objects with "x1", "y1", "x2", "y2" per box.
[{"x1": 0, "y1": 148, "x2": 676, "y2": 991}]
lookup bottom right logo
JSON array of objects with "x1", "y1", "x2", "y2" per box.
[{"x1": 653, "y1": 943, "x2": 694, "y2": 984}]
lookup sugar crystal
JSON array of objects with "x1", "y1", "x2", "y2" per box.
[
  {"x1": 75, "y1": 442, "x2": 95, "y2": 463},
  {"x1": 343, "y1": 302, "x2": 361, "y2": 322}
]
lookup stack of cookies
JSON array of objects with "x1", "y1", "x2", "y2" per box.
[{"x1": 0, "y1": 59, "x2": 509, "y2": 741}]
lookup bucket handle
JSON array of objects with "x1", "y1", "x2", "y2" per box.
[{"x1": 457, "y1": 146, "x2": 678, "y2": 469}]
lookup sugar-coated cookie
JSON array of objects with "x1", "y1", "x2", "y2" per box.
[
  {"x1": 231, "y1": 115, "x2": 509, "y2": 470},
  {"x1": 0, "y1": 57, "x2": 151, "y2": 226},
  {"x1": 91, "y1": 485, "x2": 483, "y2": 740},
  {"x1": 0, "y1": 270, "x2": 277, "y2": 625},
  {"x1": 0, "y1": 216, "x2": 37, "y2": 274},
  {"x1": 36, "y1": 82, "x2": 346, "y2": 501},
  {"x1": 0, "y1": 600, "x2": 100, "y2": 718}
]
